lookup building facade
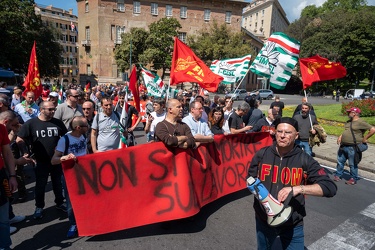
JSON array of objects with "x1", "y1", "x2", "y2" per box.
[
  {"x1": 35, "y1": 4, "x2": 79, "y2": 85},
  {"x1": 242, "y1": 0, "x2": 289, "y2": 40},
  {"x1": 76, "y1": 0, "x2": 249, "y2": 85}
]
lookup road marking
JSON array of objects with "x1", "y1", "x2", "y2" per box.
[
  {"x1": 320, "y1": 164, "x2": 375, "y2": 183},
  {"x1": 308, "y1": 202, "x2": 375, "y2": 250}
]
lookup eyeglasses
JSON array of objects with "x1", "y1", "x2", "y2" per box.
[
  {"x1": 82, "y1": 108, "x2": 92, "y2": 110},
  {"x1": 102, "y1": 104, "x2": 112, "y2": 107},
  {"x1": 43, "y1": 108, "x2": 56, "y2": 111},
  {"x1": 70, "y1": 95, "x2": 79, "y2": 98}
]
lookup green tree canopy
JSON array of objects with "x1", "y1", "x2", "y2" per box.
[
  {"x1": 114, "y1": 18, "x2": 181, "y2": 79},
  {"x1": 187, "y1": 21, "x2": 256, "y2": 64},
  {"x1": 286, "y1": 1, "x2": 375, "y2": 88},
  {"x1": 0, "y1": 0, "x2": 62, "y2": 77}
]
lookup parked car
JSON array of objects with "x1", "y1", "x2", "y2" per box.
[
  {"x1": 250, "y1": 89, "x2": 274, "y2": 100},
  {"x1": 225, "y1": 89, "x2": 248, "y2": 100}
]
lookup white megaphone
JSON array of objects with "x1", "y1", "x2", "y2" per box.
[{"x1": 247, "y1": 176, "x2": 293, "y2": 227}]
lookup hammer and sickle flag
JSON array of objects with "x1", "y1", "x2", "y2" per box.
[
  {"x1": 170, "y1": 37, "x2": 223, "y2": 92},
  {"x1": 299, "y1": 55, "x2": 347, "y2": 89},
  {"x1": 23, "y1": 41, "x2": 42, "y2": 98}
]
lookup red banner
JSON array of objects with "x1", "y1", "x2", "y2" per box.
[
  {"x1": 62, "y1": 133, "x2": 273, "y2": 236},
  {"x1": 170, "y1": 37, "x2": 223, "y2": 92}
]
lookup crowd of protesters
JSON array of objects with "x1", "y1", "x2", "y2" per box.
[{"x1": 1, "y1": 80, "x2": 336, "y2": 249}]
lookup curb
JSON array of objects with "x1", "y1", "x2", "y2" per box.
[{"x1": 314, "y1": 153, "x2": 375, "y2": 174}]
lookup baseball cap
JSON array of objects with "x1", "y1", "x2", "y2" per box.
[
  {"x1": 346, "y1": 107, "x2": 361, "y2": 114},
  {"x1": 49, "y1": 92, "x2": 59, "y2": 97}
]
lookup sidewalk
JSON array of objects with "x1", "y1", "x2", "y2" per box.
[{"x1": 312, "y1": 135, "x2": 375, "y2": 174}]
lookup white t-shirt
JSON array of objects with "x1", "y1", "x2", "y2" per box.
[
  {"x1": 222, "y1": 108, "x2": 234, "y2": 134},
  {"x1": 149, "y1": 111, "x2": 166, "y2": 138}
]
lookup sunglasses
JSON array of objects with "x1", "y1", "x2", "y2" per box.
[
  {"x1": 70, "y1": 95, "x2": 79, "y2": 98},
  {"x1": 82, "y1": 108, "x2": 92, "y2": 110},
  {"x1": 43, "y1": 108, "x2": 56, "y2": 111}
]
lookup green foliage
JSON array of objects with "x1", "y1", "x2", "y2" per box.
[
  {"x1": 341, "y1": 99, "x2": 375, "y2": 117},
  {"x1": 187, "y1": 20, "x2": 256, "y2": 64},
  {"x1": 114, "y1": 28, "x2": 149, "y2": 72},
  {"x1": 143, "y1": 18, "x2": 181, "y2": 78},
  {"x1": 114, "y1": 18, "x2": 181, "y2": 79},
  {"x1": 286, "y1": 2, "x2": 375, "y2": 92},
  {"x1": 0, "y1": 0, "x2": 62, "y2": 77}
]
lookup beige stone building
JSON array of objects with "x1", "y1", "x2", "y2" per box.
[
  {"x1": 35, "y1": 4, "x2": 79, "y2": 85},
  {"x1": 242, "y1": 0, "x2": 289, "y2": 41},
  {"x1": 76, "y1": 0, "x2": 255, "y2": 86}
]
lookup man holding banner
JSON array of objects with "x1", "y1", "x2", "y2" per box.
[
  {"x1": 155, "y1": 99, "x2": 196, "y2": 149},
  {"x1": 248, "y1": 117, "x2": 337, "y2": 249}
]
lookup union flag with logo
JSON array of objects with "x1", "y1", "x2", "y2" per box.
[
  {"x1": 299, "y1": 55, "x2": 347, "y2": 89},
  {"x1": 23, "y1": 41, "x2": 42, "y2": 98},
  {"x1": 170, "y1": 37, "x2": 223, "y2": 92}
]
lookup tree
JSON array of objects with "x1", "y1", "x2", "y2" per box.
[
  {"x1": 0, "y1": 0, "x2": 62, "y2": 77},
  {"x1": 286, "y1": 2, "x2": 375, "y2": 90},
  {"x1": 114, "y1": 28, "x2": 149, "y2": 72},
  {"x1": 187, "y1": 21, "x2": 256, "y2": 64},
  {"x1": 140, "y1": 17, "x2": 181, "y2": 79}
]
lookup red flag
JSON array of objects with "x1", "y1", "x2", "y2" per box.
[
  {"x1": 170, "y1": 37, "x2": 223, "y2": 92},
  {"x1": 23, "y1": 41, "x2": 42, "y2": 98},
  {"x1": 85, "y1": 81, "x2": 91, "y2": 92},
  {"x1": 300, "y1": 55, "x2": 347, "y2": 89},
  {"x1": 128, "y1": 66, "x2": 140, "y2": 111}
]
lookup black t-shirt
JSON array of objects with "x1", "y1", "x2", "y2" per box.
[
  {"x1": 18, "y1": 117, "x2": 68, "y2": 163},
  {"x1": 270, "y1": 101, "x2": 285, "y2": 116},
  {"x1": 228, "y1": 112, "x2": 244, "y2": 130}
]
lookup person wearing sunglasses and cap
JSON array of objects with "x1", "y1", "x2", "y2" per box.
[{"x1": 333, "y1": 107, "x2": 375, "y2": 185}]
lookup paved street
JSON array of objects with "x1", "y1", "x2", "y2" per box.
[{"x1": 9, "y1": 94, "x2": 375, "y2": 249}]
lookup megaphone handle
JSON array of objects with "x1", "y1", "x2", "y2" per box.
[{"x1": 269, "y1": 189, "x2": 294, "y2": 225}]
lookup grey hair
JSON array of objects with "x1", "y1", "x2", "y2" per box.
[{"x1": 238, "y1": 102, "x2": 250, "y2": 112}]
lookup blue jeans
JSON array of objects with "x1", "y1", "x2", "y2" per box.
[
  {"x1": 0, "y1": 200, "x2": 11, "y2": 249},
  {"x1": 256, "y1": 218, "x2": 304, "y2": 250},
  {"x1": 34, "y1": 162, "x2": 64, "y2": 208},
  {"x1": 295, "y1": 140, "x2": 312, "y2": 156},
  {"x1": 335, "y1": 146, "x2": 358, "y2": 180},
  {"x1": 61, "y1": 175, "x2": 76, "y2": 225}
]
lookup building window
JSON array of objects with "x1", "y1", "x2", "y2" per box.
[
  {"x1": 71, "y1": 36, "x2": 76, "y2": 43},
  {"x1": 151, "y1": 3, "x2": 158, "y2": 15},
  {"x1": 117, "y1": 0, "x2": 125, "y2": 12},
  {"x1": 63, "y1": 58, "x2": 67, "y2": 65},
  {"x1": 180, "y1": 6, "x2": 187, "y2": 19},
  {"x1": 87, "y1": 64, "x2": 91, "y2": 75},
  {"x1": 166, "y1": 5, "x2": 172, "y2": 17},
  {"x1": 85, "y1": 26, "x2": 90, "y2": 40},
  {"x1": 204, "y1": 9, "x2": 211, "y2": 21},
  {"x1": 225, "y1": 11, "x2": 231, "y2": 23},
  {"x1": 133, "y1": 1, "x2": 141, "y2": 14},
  {"x1": 178, "y1": 32, "x2": 187, "y2": 43},
  {"x1": 256, "y1": 12, "x2": 258, "y2": 20},
  {"x1": 262, "y1": 9, "x2": 265, "y2": 17},
  {"x1": 116, "y1": 26, "x2": 125, "y2": 42},
  {"x1": 85, "y1": 2, "x2": 89, "y2": 12}
]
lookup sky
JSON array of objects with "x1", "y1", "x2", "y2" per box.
[{"x1": 36, "y1": 0, "x2": 375, "y2": 22}]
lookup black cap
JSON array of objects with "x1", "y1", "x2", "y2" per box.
[{"x1": 273, "y1": 117, "x2": 299, "y2": 132}]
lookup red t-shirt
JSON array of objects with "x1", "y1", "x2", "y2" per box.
[{"x1": 0, "y1": 124, "x2": 10, "y2": 170}]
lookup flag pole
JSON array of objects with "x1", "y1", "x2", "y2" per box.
[
  {"x1": 303, "y1": 89, "x2": 313, "y2": 129},
  {"x1": 166, "y1": 79, "x2": 171, "y2": 102},
  {"x1": 229, "y1": 67, "x2": 251, "y2": 102}
]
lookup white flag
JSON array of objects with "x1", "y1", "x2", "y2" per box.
[
  {"x1": 210, "y1": 55, "x2": 251, "y2": 84},
  {"x1": 140, "y1": 66, "x2": 166, "y2": 97},
  {"x1": 250, "y1": 32, "x2": 300, "y2": 90}
]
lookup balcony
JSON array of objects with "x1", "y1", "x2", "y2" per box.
[{"x1": 81, "y1": 40, "x2": 91, "y2": 47}]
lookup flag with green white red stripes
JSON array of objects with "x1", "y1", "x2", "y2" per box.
[
  {"x1": 210, "y1": 55, "x2": 251, "y2": 84},
  {"x1": 250, "y1": 32, "x2": 300, "y2": 90}
]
